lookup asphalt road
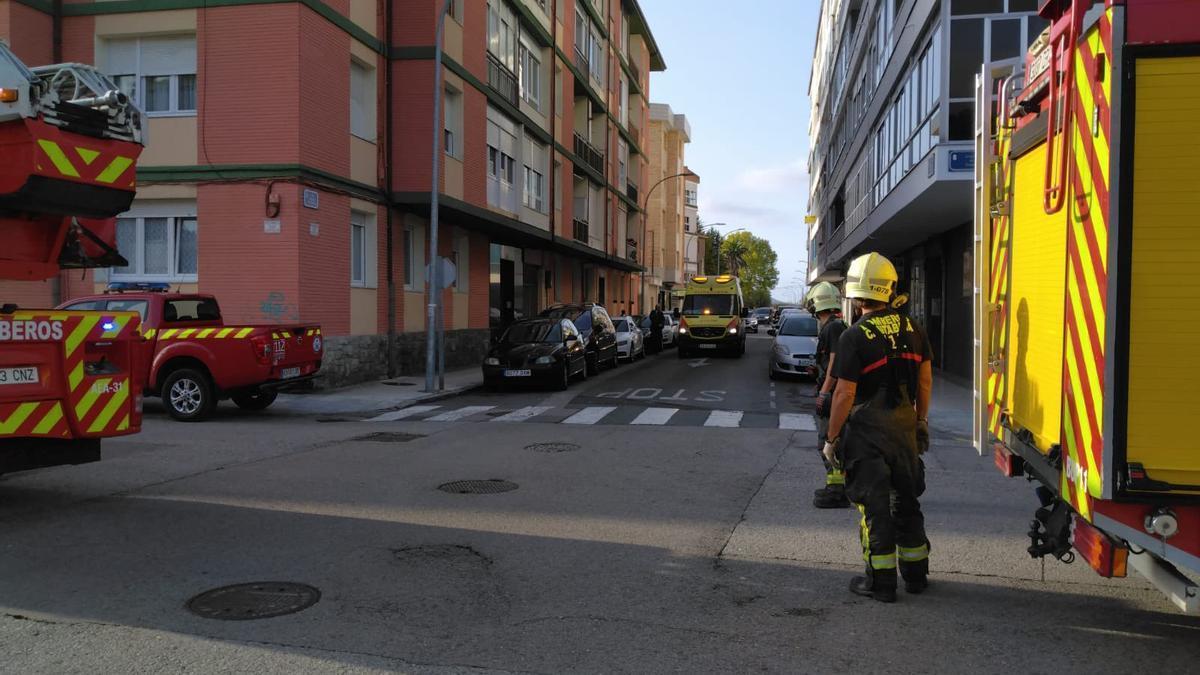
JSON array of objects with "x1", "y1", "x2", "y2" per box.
[{"x1": 0, "y1": 334, "x2": 1197, "y2": 673}]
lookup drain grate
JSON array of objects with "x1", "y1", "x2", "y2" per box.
[
  {"x1": 525, "y1": 442, "x2": 580, "y2": 453},
  {"x1": 354, "y1": 432, "x2": 425, "y2": 443},
  {"x1": 437, "y1": 479, "x2": 518, "y2": 494},
  {"x1": 186, "y1": 582, "x2": 320, "y2": 620}
]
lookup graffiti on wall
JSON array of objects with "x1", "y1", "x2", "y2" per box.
[{"x1": 259, "y1": 291, "x2": 299, "y2": 321}]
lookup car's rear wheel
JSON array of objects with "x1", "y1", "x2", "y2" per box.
[
  {"x1": 163, "y1": 368, "x2": 216, "y2": 422},
  {"x1": 231, "y1": 390, "x2": 278, "y2": 411}
]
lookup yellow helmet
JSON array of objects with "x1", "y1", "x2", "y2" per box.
[
  {"x1": 806, "y1": 281, "x2": 842, "y2": 314},
  {"x1": 844, "y1": 252, "x2": 898, "y2": 302}
]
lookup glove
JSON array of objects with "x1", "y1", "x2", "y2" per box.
[
  {"x1": 822, "y1": 439, "x2": 841, "y2": 470},
  {"x1": 916, "y1": 419, "x2": 930, "y2": 455},
  {"x1": 815, "y1": 392, "x2": 831, "y2": 418}
]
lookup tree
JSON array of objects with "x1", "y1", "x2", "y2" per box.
[
  {"x1": 701, "y1": 223, "x2": 722, "y2": 275},
  {"x1": 721, "y1": 231, "x2": 779, "y2": 308}
]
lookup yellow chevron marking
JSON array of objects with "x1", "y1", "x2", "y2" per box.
[
  {"x1": 74, "y1": 378, "x2": 109, "y2": 419},
  {"x1": 0, "y1": 403, "x2": 39, "y2": 434},
  {"x1": 143, "y1": 328, "x2": 157, "y2": 339},
  {"x1": 88, "y1": 381, "x2": 129, "y2": 433},
  {"x1": 96, "y1": 156, "x2": 134, "y2": 184},
  {"x1": 68, "y1": 362, "x2": 83, "y2": 390},
  {"x1": 217, "y1": 328, "x2": 234, "y2": 338},
  {"x1": 37, "y1": 139, "x2": 80, "y2": 178},
  {"x1": 159, "y1": 329, "x2": 177, "y2": 340},
  {"x1": 1062, "y1": 413, "x2": 1092, "y2": 518},
  {"x1": 197, "y1": 328, "x2": 216, "y2": 338},
  {"x1": 236, "y1": 328, "x2": 253, "y2": 338},
  {"x1": 1067, "y1": 273, "x2": 1105, "y2": 429},
  {"x1": 177, "y1": 329, "x2": 196, "y2": 339},
  {"x1": 1074, "y1": 52, "x2": 1112, "y2": 199},
  {"x1": 32, "y1": 404, "x2": 63, "y2": 435},
  {"x1": 101, "y1": 315, "x2": 129, "y2": 339},
  {"x1": 117, "y1": 414, "x2": 129, "y2": 431},
  {"x1": 75, "y1": 147, "x2": 100, "y2": 165},
  {"x1": 66, "y1": 315, "x2": 101, "y2": 359}
]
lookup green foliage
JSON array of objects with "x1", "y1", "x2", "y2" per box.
[{"x1": 720, "y1": 231, "x2": 779, "y2": 308}]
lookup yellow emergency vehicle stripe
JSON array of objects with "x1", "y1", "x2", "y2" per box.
[
  {"x1": 88, "y1": 383, "x2": 129, "y2": 433},
  {"x1": 0, "y1": 403, "x2": 39, "y2": 434},
  {"x1": 143, "y1": 328, "x2": 157, "y2": 339},
  {"x1": 101, "y1": 315, "x2": 130, "y2": 340},
  {"x1": 217, "y1": 328, "x2": 234, "y2": 338},
  {"x1": 65, "y1": 315, "x2": 101, "y2": 357},
  {"x1": 177, "y1": 329, "x2": 196, "y2": 339},
  {"x1": 68, "y1": 362, "x2": 84, "y2": 390},
  {"x1": 32, "y1": 404, "x2": 64, "y2": 435},
  {"x1": 74, "y1": 378, "x2": 109, "y2": 419},
  {"x1": 197, "y1": 328, "x2": 215, "y2": 338},
  {"x1": 236, "y1": 328, "x2": 253, "y2": 338},
  {"x1": 96, "y1": 156, "x2": 134, "y2": 184},
  {"x1": 280, "y1": 330, "x2": 292, "y2": 339},
  {"x1": 159, "y1": 328, "x2": 177, "y2": 340},
  {"x1": 37, "y1": 140, "x2": 80, "y2": 178},
  {"x1": 116, "y1": 414, "x2": 129, "y2": 432}
]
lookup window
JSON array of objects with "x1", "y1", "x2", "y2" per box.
[
  {"x1": 403, "y1": 226, "x2": 414, "y2": 288},
  {"x1": 445, "y1": 0, "x2": 463, "y2": 22},
  {"x1": 487, "y1": 108, "x2": 520, "y2": 212},
  {"x1": 112, "y1": 213, "x2": 197, "y2": 282},
  {"x1": 164, "y1": 297, "x2": 220, "y2": 322},
  {"x1": 519, "y1": 43, "x2": 541, "y2": 108},
  {"x1": 444, "y1": 86, "x2": 463, "y2": 157},
  {"x1": 351, "y1": 211, "x2": 367, "y2": 286},
  {"x1": 524, "y1": 167, "x2": 545, "y2": 212},
  {"x1": 350, "y1": 59, "x2": 377, "y2": 141},
  {"x1": 487, "y1": 1, "x2": 518, "y2": 72},
  {"x1": 588, "y1": 27, "x2": 605, "y2": 85},
  {"x1": 949, "y1": 19, "x2": 984, "y2": 98},
  {"x1": 103, "y1": 36, "x2": 196, "y2": 115},
  {"x1": 617, "y1": 138, "x2": 627, "y2": 187},
  {"x1": 989, "y1": 18, "x2": 1022, "y2": 61}
]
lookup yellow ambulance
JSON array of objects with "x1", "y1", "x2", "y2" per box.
[{"x1": 677, "y1": 275, "x2": 747, "y2": 358}]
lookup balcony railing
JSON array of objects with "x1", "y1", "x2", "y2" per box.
[
  {"x1": 574, "y1": 48, "x2": 589, "y2": 81},
  {"x1": 573, "y1": 218, "x2": 589, "y2": 243},
  {"x1": 573, "y1": 132, "x2": 605, "y2": 175},
  {"x1": 486, "y1": 52, "x2": 518, "y2": 107},
  {"x1": 627, "y1": 121, "x2": 641, "y2": 148},
  {"x1": 626, "y1": 57, "x2": 641, "y2": 89},
  {"x1": 626, "y1": 181, "x2": 638, "y2": 204}
]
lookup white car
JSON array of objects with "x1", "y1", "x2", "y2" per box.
[
  {"x1": 662, "y1": 315, "x2": 677, "y2": 347},
  {"x1": 768, "y1": 314, "x2": 820, "y2": 379},
  {"x1": 613, "y1": 316, "x2": 645, "y2": 361}
]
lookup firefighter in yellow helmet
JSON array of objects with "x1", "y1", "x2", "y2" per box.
[
  {"x1": 806, "y1": 281, "x2": 851, "y2": 508},
  {"x1": 823, "y1": 252, "x2": 933, "y2": 603}
]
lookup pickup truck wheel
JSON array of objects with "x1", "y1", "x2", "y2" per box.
[
  {"x1": 163, "y1": 368, "x2": 215, "y2": 422},
  {"x1": 231, "y1": 390, "x2": 278, "y2": 411}
]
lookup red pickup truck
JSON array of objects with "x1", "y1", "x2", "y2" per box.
[{"x1": 59, "y1": 288, "x2": 322, "y2": 421}]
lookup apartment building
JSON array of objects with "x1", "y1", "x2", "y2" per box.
[
  {"x1": 0, "y1": 0, "x2": 666, "y2": 386},
  {"x1": 645, "y1": 102, "x2": 690, "y2": 310},
  {"x1": 683, "y1": 169, "x2": 702, "y2": 278},
  {"x1": 806, "y1": 0, "x2": 1046, "y2": 378}
]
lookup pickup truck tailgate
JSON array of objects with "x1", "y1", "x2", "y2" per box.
[{"x1": 266, "y1": 326, "x2": 323, "y2": 382}]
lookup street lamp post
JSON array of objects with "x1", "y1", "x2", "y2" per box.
[
  {"x1": 425, "y1": 0, "x2": 453, "y2": 393},
  {"x1": 638, "y1": 171, "x2": 696, "y2": 313}
]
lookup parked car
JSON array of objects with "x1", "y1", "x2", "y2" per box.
[
  {"x1": 613, "y1": 316, "x2": 645, "y2": 361},
  {"x1": 539, "y1": 303, "x2": 619, "y2": 374},
  {"x1": 60, "y1": 287, "x2": 322, "y2": 421},
  {"x1": 774, "y1": 307, "x2": 804, "y2": 331},
  {"x1": 482, "y1": 318, "x2": 588, "y2": 390},
  {"x1": 768, "y1": 314, "x2": 820, "y2": 380},
  {"x1": 662, "y1": 314, "x2": 678, "y2": 347},
  {"x1": 745, "y1": 316, "x2": 759, "y2": 333}
]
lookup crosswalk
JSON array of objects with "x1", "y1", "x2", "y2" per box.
[{"x1": 364, "y1": 404, "x2": 817, "y2": 430}]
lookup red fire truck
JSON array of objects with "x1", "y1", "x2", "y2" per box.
[
  {"x1": 0, "y1": 43, "x2": 146, "y2": 474},
  {"x1": 975, "y1": 0, "x2": 1200, "y2": 612}
]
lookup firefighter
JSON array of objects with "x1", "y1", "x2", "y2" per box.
[
  {"x1": 807, "y1": 281, "x2": 850, "y2": 509},
  {"x1": 823, "y1": 252, "x2": 933, "y2": 603}
]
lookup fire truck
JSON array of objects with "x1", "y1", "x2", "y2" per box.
[
  {"x1": 974, "y1": 0, "x2": 1199, "y2": 612},
  {"x1": 0, "y1": 43, "x2": 146, "y2": 474}
]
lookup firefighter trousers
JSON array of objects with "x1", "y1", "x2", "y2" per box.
[
  {"x1": 816, "y1": 409, "x2": 845, "y2": 488},
  {"x1": 839, "y1": 392, "x2": 929, "y2": 589}
]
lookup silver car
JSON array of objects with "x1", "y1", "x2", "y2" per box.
[
  {"x1": 768, "y1": 314, "x2": 820, "y2": 379},
  {"x1": 613, "y1": 316, "x2": 645, "y2": 361}
]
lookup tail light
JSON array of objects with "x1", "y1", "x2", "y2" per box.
[
  {"x1": 249, "y1": 334, "x2": 272, "y2": 365},
  {"x1": 1073, "y1": 514, "x2": 1128, "y2": 578},
  {"x1": 726, "y1": 317, "x2": 740, "y2": 335},
  {"x1": 993, "y1": 442, "x2": 1024, "y2": 477},
  {"x1": 678, "y1": 317, "x2": 689, "y2": 335}
]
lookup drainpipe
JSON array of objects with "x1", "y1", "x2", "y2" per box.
[
  {"x1": 384, "y1": 0, "x2": 396, "y2": 377},
  {"x1": 52, "y1": 0, "x2": 62, "y2": 63}
]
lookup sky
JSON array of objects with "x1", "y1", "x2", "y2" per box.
[{"x1": 640, "y1": 0, "x2": 818, "y2": 304}]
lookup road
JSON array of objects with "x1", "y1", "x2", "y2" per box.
[{"x1": 0, "y1": 333, "x2": 1196, "y2": 673}]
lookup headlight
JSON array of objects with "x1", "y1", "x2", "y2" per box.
[
  {"x1": 534, "y1": 356, "x2": 555, "y2": 365},
  {"x1": 679, "y1": 327, "x2": 688, "y2": 334},
  {"x1": 774, "y1": 344, "x2": 790, "y2": 356},
  {"x1": 729, "y1": 327, "x2": 738, "y2": 334},
  {"x1": 484, "y1": 357, "x2": 500, "y2": 366}
]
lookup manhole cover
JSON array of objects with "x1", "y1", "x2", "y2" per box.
[
  {"x1": 437, "y1": 479, "x2": 518, "y2": 494},
  {"x1": 382, "y1": 381, "x2": 417, "y2": 387},
  {"x1": 354, "y1": 432, "x2": 425, "y2": 443},
  {"x1": 186, "y1": 582, "x2": 320, "y2": 620},
  {"x1": 525, "y1": 442, "x2": 580, "y2": 453}
]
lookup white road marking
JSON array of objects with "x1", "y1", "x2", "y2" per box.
[
  {"x1": 491, "y1": 406, "x2": 553, "y2": 422},
  {"x1": 630, "y1": 407, "x2": 679, "y2": 425},
  {"x1": 366, "y1": 405, "x2": 441, "y2": 422},
  {"x1": 426, "y1": 405, "x2": 495, "y2": 422},
  {"x1": 704, "y1": 410, "x2": 744, "y2": 427},
  {"x1": 778, "y1": 413, "x2": 817, "y2": 431},
  {"x1": 563, "y1": 406, "x2": 616, "y2": 425},
  {"x1": 688, "y1": 358, "x2": 710, "y2": 368},
  {"x1": 769, "y1": 383, "x2": 777, "y2": 410}
]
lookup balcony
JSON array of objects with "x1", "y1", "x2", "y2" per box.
[
  {"x1": 486, "y1": 52, "x2": 518, "y2": 107},
  {"x1": 573, "y1": 132, "x2": 605, "y2": 175},
  {"x1": 574, "y1": 48, "x2": 589, "y2": 81},
  {"x1": 626, "y1": 57, "x2": 641, "y2": 89},
  {"x1": 626, "y1": 181, "x2": 638, "y2": 204},
  {"x1": 627, "y1": 121, "x2": 641, "y2": 148},
  {"x1": 573, "y1": 218, "x2": 589, "y2": 243}
]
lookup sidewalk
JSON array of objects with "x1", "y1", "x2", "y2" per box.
[
  {"x1": 272, "y1": 367, "x2": 483, "y2": 417},
  {"x1": 929, "y1": 369, "x2": 975, "y2": 442}
]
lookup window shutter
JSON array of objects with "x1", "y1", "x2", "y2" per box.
[{"x1": 140, "y1": 36, "x2": 196, "y2": 76}]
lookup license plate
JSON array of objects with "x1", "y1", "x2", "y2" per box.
[
  {"x1": 0, "y1": 366, "x2": 37, "y2": 386},
  {"x1": 797, "y1": 359, "x2": 814, "y2": 367},
  {"x1": 504, "y1": 369, "x2": 532, "y2": 377},
  {"x1": 699, "y1": 343, "x2": 718, "y2": 350},
  {"x1": 281, "y1": 367, "x2": 301, "y2": 379}
]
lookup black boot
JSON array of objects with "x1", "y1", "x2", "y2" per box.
[
  {"x1": 812, "y1": 484, "x2": 850, "y2": 509},
  {"x1": 904, "y1": 577, "x2": 929, "y2": 594},
  {"x1": 849, "y1": 575, "x2": 896, "y2": 603}
]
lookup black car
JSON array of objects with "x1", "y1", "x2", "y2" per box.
[
  {"x1": 540, "y1": 303, "x2": 620, "y2": 375},
  {"x1": 482, "y1": 318, "x2": 588, "y2": 390}
]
